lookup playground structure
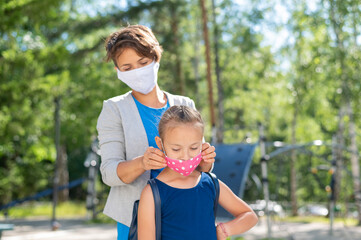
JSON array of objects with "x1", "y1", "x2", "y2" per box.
[
  {"x1": 0, "y1": 127, "x2": 360, "y2": 239},
  {"x1": 257, "y1": 123, "x2": 361, "y2": 239}
]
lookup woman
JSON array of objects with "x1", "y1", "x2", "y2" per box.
[{"x1": 96, "y1": 25, "x2": 216, "y2": 240}]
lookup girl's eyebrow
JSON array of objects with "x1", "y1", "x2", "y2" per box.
[
  {"x1": 169, "y1": 142, "x2": 201, "y2": 147},
  {"x1": 169, "y1": 143, "x2": 182, "y2": 147}
]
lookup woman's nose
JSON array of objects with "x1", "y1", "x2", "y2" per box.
[{"x1": 135, "y1": 63, "x2": 144, "y2": 69}]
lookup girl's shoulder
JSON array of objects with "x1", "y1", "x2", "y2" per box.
[{"x1": 201, "y1": 172, "x2": 218, "y2": 188}]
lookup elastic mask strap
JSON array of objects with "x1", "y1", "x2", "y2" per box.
[{"x1": 160, "y1": 139, "x2": 167, "y2": 156}]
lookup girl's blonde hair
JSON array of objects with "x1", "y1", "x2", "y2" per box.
[{"x1": 158, "y1": 105, "x2": 204, "y2": 139}]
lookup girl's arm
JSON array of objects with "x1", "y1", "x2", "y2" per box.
[
  {"x1": 217, "y1": 180, "x2": 258, "y2": 239},
  {"x1": 138, "y1": 185, "x2": 156, "y2": 240}
]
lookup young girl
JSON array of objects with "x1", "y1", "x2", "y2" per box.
[{"x1": 138, "y1": 105, "x2": 258, "y2": 240}]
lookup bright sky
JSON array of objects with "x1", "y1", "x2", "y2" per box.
[
  {"x1": 234, "y1": 0, "x2": 291, "y2": 52},
  {"x1": 79, "y1": 0, "x2": 290, "y2": 53}
]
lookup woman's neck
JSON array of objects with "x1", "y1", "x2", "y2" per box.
[{"x1": 131, "y1": 85, "x2": 167, "y2": 108}]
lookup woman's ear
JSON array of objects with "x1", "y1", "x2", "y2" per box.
[{"x1": 155, "y1": 136, "x2": 163, "y2": 151}]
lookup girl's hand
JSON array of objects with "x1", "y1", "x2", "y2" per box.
[
  {"x1": 216, "y1": 224, "x2": 228, "y2": 240},
  {"x1": 142, "y1": 147, "x2": 167, "y2": 170},
  {"x1": 199, "y1": 142, "x2": 216, "y2": 171}
]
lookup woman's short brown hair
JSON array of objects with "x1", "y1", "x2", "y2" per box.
[{"x1": 105, "y1": 25, "x2": 163, "y2": 67}]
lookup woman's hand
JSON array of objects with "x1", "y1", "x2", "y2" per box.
[
  {"x1": 141, "y1": 147, "x2": 167, "y2": 171},
  {"x1": 199, "y1": 142, "x2": 216, "y2": 172}
]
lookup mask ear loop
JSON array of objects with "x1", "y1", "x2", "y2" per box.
[{"x1": 160, "y1": 139, "x2": 167, "y2": 157}]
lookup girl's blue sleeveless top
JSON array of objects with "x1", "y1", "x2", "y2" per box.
[{"x1": 154, "y1": 172, "x2": 217, "y2": 240}]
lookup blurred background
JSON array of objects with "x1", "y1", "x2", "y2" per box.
[{"x1": 1, "y1": 0, "x2": 360, "y2": 234}]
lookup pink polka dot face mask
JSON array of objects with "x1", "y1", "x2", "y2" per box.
[{"x1": 165, "y1": 152, "x2": 202, "y2": 176}]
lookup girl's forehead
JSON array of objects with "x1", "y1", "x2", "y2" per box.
[
  {"x1": 163, "y1": 123, "x2": 203, "y2": 141},
  {"x1": 166, "y1": 122, "x2": 203, "y2": 133}
]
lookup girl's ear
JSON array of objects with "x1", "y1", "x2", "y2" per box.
[{"x1": 155, "y1": 136, "x2": 163, "y2": 151}]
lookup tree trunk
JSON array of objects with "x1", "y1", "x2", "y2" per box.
[
  {"x1": 346, "y1": 101, "x2": 361, "y2": 225},
  {"x1": 193, "y1": 20, "x2": 201, "y2": 109},
  {"x1": 211, "y1": 0, "x2": 224, "y2": 143},
  {"x1": 199, "y1": 0, "x2": 216, "y2": 137},
  {"x1": 52, "y1": 96, "x2": 69, "y2": 205},
  {"x1": 58, "y1": 144, "x2": 69, "y2": 202},
  {"x1": 170, "y1": 4, "x2": 185, "y2": 95},
  {"x1": 351, "y1": 3, "x2": 361, "y2": 226},
  {"x1": 334, "y1": 105, "x2": 345, "y2": 202},
  {"x1": 290, "y1": 105, "x2": 298, "y2": 216},
  {"x1": 52, "y1": 96, "x2": 61, "y2": 226},
  {"x1": 328, "y1": 0, "x2": 347, "y2": 203}
]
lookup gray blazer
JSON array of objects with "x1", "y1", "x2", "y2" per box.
[{"x1": 96, "y1": 91, "x2": 195, "y2": 226}]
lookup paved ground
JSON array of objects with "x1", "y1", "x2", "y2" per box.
[
  {"x1": 240, "y1": 218, "x2": 361, "y2": 240},
  {"x1": 1, "y1": 218, "x2": 116, "y2": 240},
  {"x1": 1, "y1": 217, "x2": 361, "y2": 240}
]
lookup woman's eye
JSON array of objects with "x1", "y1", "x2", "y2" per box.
[
  {"x1": 172, "y1": 149, "x2": 180, "y2": 152},
  {"x1": 191, "y1": 147, "x2": 199, "y2": 151},
  {"x1": 141, "y1": 61, "x2": 148, "y2": 65}
]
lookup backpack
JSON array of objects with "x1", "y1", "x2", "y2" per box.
[
  {"x1": 128, "y1": 178, "x2": 161, "y2": 240},
  {"x1": 128, "y1": 173, "x2": 219, "y2": 240},
  {"x1": 205, "y1": 172, "x2": 220, "y2": 216}
]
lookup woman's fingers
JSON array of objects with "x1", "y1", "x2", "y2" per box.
[{"x1": 143, "y1": 147, "x2": 166, "y2": 170}]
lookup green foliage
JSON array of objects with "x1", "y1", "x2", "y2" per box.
[{"x1": 0, "y1": 0, "x2": 360, "y2": 214}]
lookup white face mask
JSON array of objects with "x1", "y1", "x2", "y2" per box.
[{"x1": 116, "y1": 61, "x2": 159, "y2": 95}]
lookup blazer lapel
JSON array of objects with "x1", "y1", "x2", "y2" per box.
[{"x1": 121, "y1": 92, "x2": 149, "y2": 160}]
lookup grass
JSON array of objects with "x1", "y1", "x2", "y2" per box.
[
  {"x1": 231, "y1": 237, "x2": 285, "y2": 240},
  {"x1": 2, "y1": 201, "x2": 87, "y2": 219},
  {"x1": 279, "y1": 215, "x2": 358, "y2": 226},
  {"x1": 85, "y1": 212, "x2": 115, "y2": 224},
  {"x1": 1, "y1": 201, "x2": 117, "y2": 225}
]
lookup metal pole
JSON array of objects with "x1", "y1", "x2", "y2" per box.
[
  {"x1": 329, "y1": 136, "x2": 337, "y2": 236},
  {"x1": 258, "y1": 123, "x2": 271, "y2": 239},
  {"x1": 85, "y1": 146, "x2": 100, "y2": 220},
  {"x1": 329, "y1": 193, "x2": 334, "y2": 236}
]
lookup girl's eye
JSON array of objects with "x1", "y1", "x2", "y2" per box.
[
  {"x1": 141, "y1": 61, "x2": 148, "y2": 65},
  {"x1": 191, "y1": 147, "x2": 199, "y2": 151},
  {"x1": 172, "y1": 149, "x2": 180, "y2": 152}
]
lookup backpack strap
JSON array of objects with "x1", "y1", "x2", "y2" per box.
[
  {"x1": 204, "y1": 172, "x2": 220, "y2": 217},
  {"x1": 148, "y1": 179, "x2": 161, "y2": 240}
]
